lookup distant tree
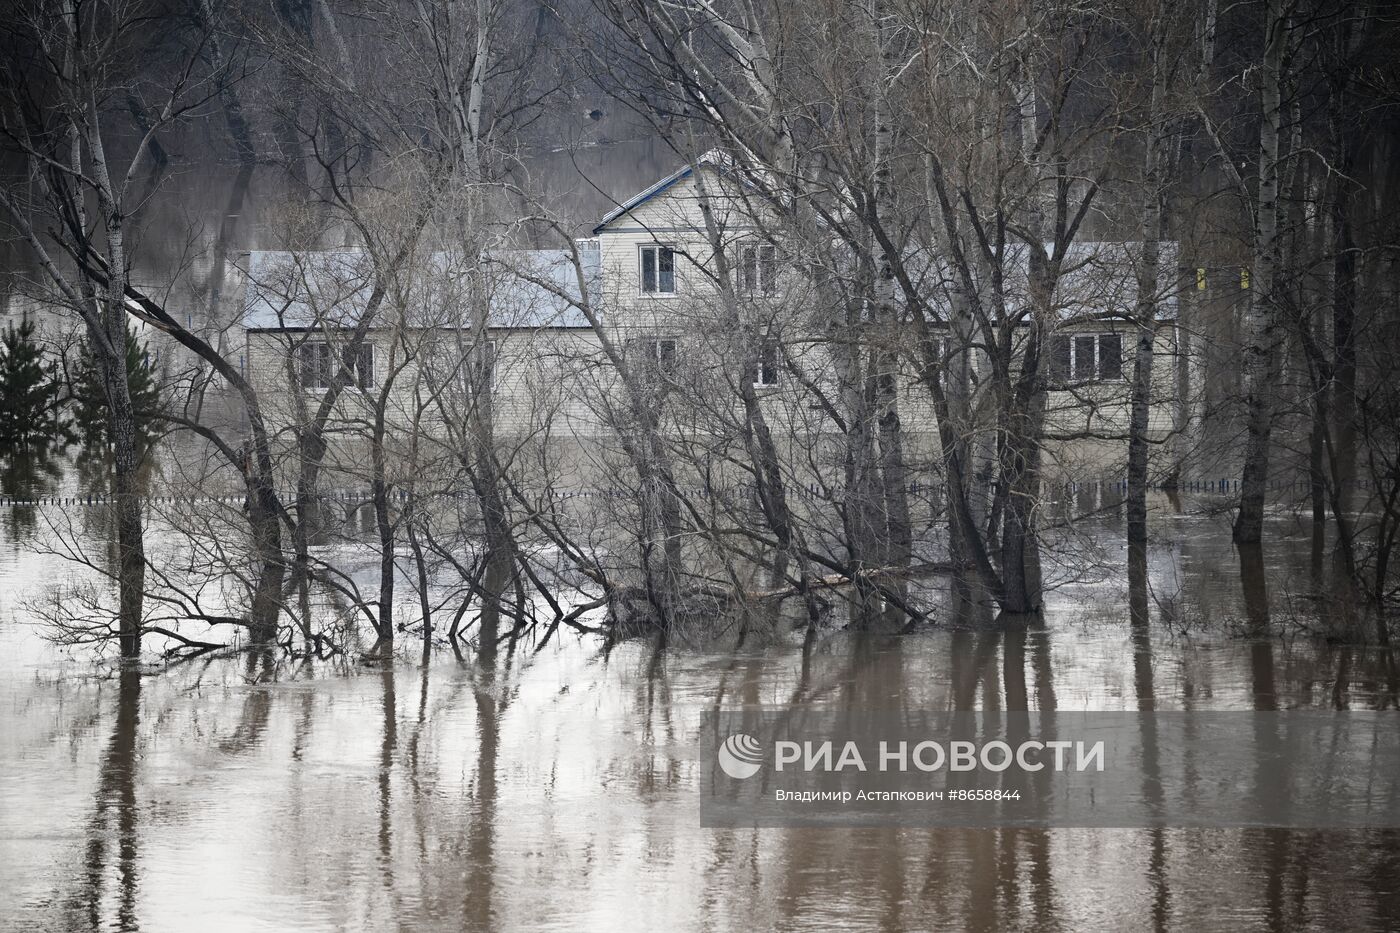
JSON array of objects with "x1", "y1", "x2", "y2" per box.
[
  {"x1": 70, "y1": 326, "x2": 163, "y2": 456},
  {"x1": 0, "y1": 315, "x2": 65, "y2": 453}
]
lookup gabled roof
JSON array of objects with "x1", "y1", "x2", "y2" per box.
[
  {"x1": 591, "y1": 149, "x2": 730, "y2": 235},
  {"x1": 242, "y1": 248, "x2": 600, "y2": 332}
]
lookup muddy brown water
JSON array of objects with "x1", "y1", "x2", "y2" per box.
[{"x1": 2, "y1": 471, "x2": 1399, "y2": 931}]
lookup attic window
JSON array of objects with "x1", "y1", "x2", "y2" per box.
[{"x1": 640, "y1": 245, "x2": 676, "y2": 295}]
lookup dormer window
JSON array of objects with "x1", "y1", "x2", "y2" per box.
[{"x1": 640, "y1": 245, "x2": 676, "y2": 295}]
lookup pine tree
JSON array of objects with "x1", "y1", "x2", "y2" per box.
[
  {"x1": 0, "y1": 315, "x2": 65, "y2": 454},
  {"x1": 71, "y1": 325, "x2": 164, "y2": 454}
]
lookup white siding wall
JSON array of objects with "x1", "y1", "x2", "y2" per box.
[{"x1": 243, "y1": 167, "x2": 1186, "y2": 482}]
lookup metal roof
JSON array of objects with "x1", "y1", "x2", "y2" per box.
[
  {"x1": 1017, "y1": 240, "x2": 1182, "y2": 323},
  {"x1": 892, "y1": 239, "x2": 1182, "y2": 324},
  {"x1": 242, "y1": 248, "x2": 599, "y2": 331}
]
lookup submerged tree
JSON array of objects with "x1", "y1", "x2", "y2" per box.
[
  {"x1": 70, "y1": 325, "x2": 164, "y2": 456},
  {"x1": 0, "y1": 315, "x2": 65, "y2": 453}
]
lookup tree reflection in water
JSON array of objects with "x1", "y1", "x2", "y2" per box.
[{"x1": 4, "y1": 507, "x2": 1400, "y2": 930}]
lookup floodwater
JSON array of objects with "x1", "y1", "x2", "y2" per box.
[{"x1": 2, "y1": 462, "x2": 1399, "y2": 931}]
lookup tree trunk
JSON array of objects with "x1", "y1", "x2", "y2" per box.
[
  {"x1": 869, "y1": 0, "x2": 912, "y2": 605},
  {"x1": 1129, "y1": 19, "x2": 1168, "y2": 549},
  {"x1": 246, "y1": 467, "x2": 286, "y2": 644},
  {"x1": 1127, "y1": 318, "x2": 1157, "y2": 549},
  {"x1": 690, "y1": 162, "x2": 821, "y2": 633},
  {"x1": 838, "y1": 326, "x2": 884, "y2": 623},
  {"x1": 999, "y1": 270, "x2": 1050, "y2": 614},
  {"x1": 84, "y1": 107, "x2": 146, "y2": 658},
  {"x1": 373, "y1": 407, "x2": 395, "y2": 650},
  {"x1": 1330, "y1": 118, "x2": 1359, "y2": 519},
  {"x1": 1234, "y1": 0, "x2": 1287, "y2": 544},
  {"x1": 99, "y1": 325, "x2": 145, "y2": 659}
]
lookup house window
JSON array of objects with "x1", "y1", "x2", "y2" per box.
[
  {"x1": 1049, "y1": 335, "x2": 1071, "y2": 384},
  {"x1": 354, "y1": 343, "x2": 374, "y2": 390},
  {"x1": 930, "y1": 335, "x2": 950, "y2": 385},
  {"x1": 740, "y1": 242, "x2": 778, "y2": 296},
  {"x1": 298, "y1": 340, "x2": 373, "y2": 390},
  {"x1": 299, "y1": 341, "x2": 331, "y2": 389},
  {"x1": 640, "y1": 245, "x2": 676, "y2": 294},
  {"x1": 640, "y1": 337, "x2": 678, "y2": 378},
  {"x1": 755, "y1": 339, "x2": 780, "y2": 387},
  {"x1": 472, "y1": 339, "x2": 497, "y2": 393},
  {"x1": 1048, "y1": 333, "x2": 1124, "y2": 386},
  {"x1": 1097, "y1": 333, "x2": 1123, "y2": 380},
  {"x1": 1073, "y1": 335, "x2": 1097, "y2": 381}
]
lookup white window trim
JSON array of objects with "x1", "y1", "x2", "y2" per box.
[
  {"x1": 638, "y1": 243, "x2": 679, "y2": 297},
  {"x1": 1094, "y1": 332, "x2": 1124, "y2": 381},
  {"x1": 1050, "y1": 332, "x2": 1126, "y2": 386},
  {"x1": 1072, "y1": 333, "x2": 1099, "y2": 382},
  {"x1": 739, "y1": 241, "x2": 780, "y2": 298},
  {"x1": 478, "y1": 338, "x2": 498, "y2": 394},
  {"x1": 640, "y1": 336, "x2": 679, "y2": 379},
  {"x1": 298, "y1": 339, "x2": 376, "y2": 394},
  {"x1": 753, "y1": 337, "x2": 780, "y2": 388}
]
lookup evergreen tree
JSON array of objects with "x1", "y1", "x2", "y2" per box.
[
  {"x1": 0, "y1": 315, "x2": 65, "y2": 454},
  {"x1": 71, "y1": 325, "x2": 164, "y2": 454}
]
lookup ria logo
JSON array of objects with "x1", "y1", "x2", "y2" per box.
[{"x1": 717, "y1": 733, "x2": 763, "y2": 779}]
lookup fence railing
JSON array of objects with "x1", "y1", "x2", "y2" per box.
[{"x1": 0, "y1": 476, "x2": 1382, "y2": 509}]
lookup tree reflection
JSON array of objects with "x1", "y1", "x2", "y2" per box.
[
  {"x1": 1129, "y1": 542, "x2": 1170, "y2": 931},
  {"x1": 464, "y1": 662, "x2": 498, "y2": 931},
  {"x1": 66, "y1": 667, "x2": 141, "y2": 930},
  {"x1": 1, "y1": 449, "x2": 60, "y2": 541}
]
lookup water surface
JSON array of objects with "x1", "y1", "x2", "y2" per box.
[{"x1": 2, "y1": 484, "x2": 1398, "y2": 932}]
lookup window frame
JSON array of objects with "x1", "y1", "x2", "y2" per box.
[
  {"x1": 639, "y1": 336, "x2": 679, "y2": 381},
  {"x1": 639, "y1": 243, "x2": 678, "y2": 296},
  {"x1": 354, "y1": 341, "x2": 375, "y2": 392},
  {"x1": 472, "y1": 338, "x2": 498, "y2": 394},
  {"x1": 1047, "y1": 332, "x2": 1127, "y2": 387},
  {"x1": 739, "y1": 241, "x2": 779, "y2": 297},
  {"x1": 1096, "y1": 333, "x2": 1124, "y2": 381},
  {"x1": 297, "y1": 338, "x2": 375, "y2": 393},
  {"x1": 754, "y1": 337, "x2": 780, "y2": 388},
  {"x1": 1073, "y1": 334, "x2": 1098, "y2": 383},
  {"x1": 298, "y1": 340, "x2": 331, "y2": 391}
]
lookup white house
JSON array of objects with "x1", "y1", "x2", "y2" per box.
[{"x1": 242, "y1": 154, "x2": 1188, "y2": 485}]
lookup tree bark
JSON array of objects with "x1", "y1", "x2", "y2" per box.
[
  {"x1": 1234, "y1": 0, "x2": 1287, "y2": 544},
  {"x1": 1129, "y1": 16, "x2": 1169, "y2": 549}
]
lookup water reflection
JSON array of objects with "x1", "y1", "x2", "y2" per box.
[
  {"x1": 1, "y1": 450, "x2": 61, "y2": 539},
  {"x1": 4, "y1": 495, "x2": 1400, "y2": 929},
  {"x1": 66, "y1": 669, "x2": 141, "y2": 932},
  {"x1": 465, "y1": 666, "x2": 498, "y2": 932},
  {"x1": 4, "y1": 629, "x2": 1400, "y2": 929}
]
